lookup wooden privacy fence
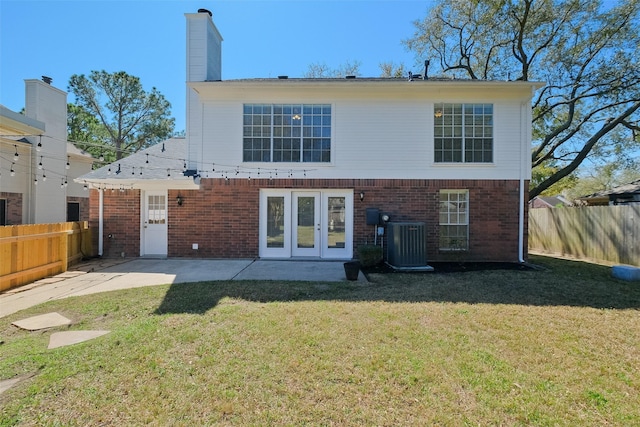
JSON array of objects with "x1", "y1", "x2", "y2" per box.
[
  {"x1": 0, "y1": 222, "x2": 94, "y2": 292},
  {"x1": 529, "y1": 205, "x2": 639, "y2": 266}
]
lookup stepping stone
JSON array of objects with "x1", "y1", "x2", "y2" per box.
[
  {"x1": 0, "y1": 374, "x2": 35, "y2": 395},
  {"x1": 48, "y1": 330, "x2": 110, "y2": 349},
  {"x1": 12, "y1": 312, "x2": 71, "y2": 331}
]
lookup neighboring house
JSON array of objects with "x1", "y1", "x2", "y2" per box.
[
  {"x1": 577, "y1": 179, "x2": 640, "y2": 206},
  {"x1": 0, "y1": 78, "x2": 93, "y2": 225},
  {"x1": 79, "y1": 9, "x2": 543, "y2": 262},
  {"x1": 529, "y1": 195, "x2": 573, "y2": 209}
]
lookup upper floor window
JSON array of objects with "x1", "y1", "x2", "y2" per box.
[
  {"x1": 243, "y1": 104, "x2": 331, "y2": 163},
  {"x1": 434, "y1": 103, "x2": 493, "y2": 163}
]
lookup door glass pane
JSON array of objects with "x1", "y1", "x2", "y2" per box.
[
  {"x1": 297, "y1": 196, "x2": 315, "y2": 248},
  {"x1": 267, "y1": 197, "x2": 285, "y2": 248},
  {"x1": 327, "y1": 197, "x2": 345, "y2": 248},
  {"x1": 148, "y1": 195, "x2": 166, "y2": 224}
]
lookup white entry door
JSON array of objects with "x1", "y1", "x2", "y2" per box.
[
  {"x1": 142, "y1": 191, "x2": 168, "y2": 256},
  {"x1": 260, "y1": 189, "x2": 353, "y2": 259}
]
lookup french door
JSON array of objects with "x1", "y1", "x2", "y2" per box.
[
  {"x1": 260, "y1": 189, "x2": 353, "y2": 259},
  {"x1": 292, "y1": 192, "x2": 321, "y2": 257}
]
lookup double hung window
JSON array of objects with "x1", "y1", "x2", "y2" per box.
[
  {"x1": 434, "y1": 103, "x2": 493, "y2": 163},
  {"x1": 243, "y1": 104, "x2": 331, "y2": 163},
  {"x1": 439, "y1": 190, "x2": 469, "y2": 250}
]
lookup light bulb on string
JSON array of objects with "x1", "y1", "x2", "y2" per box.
[
  {"x1": 42, "y1": 170, "x2": 47, "y2": 182},
  {"x1": 10, "y1": 163, "x2": 15, "y2": 177},
  {"x1": 36, "y1": 138, "x2": 42, "y2": 152},
  {"x1": 66, "y1": 156, "x2": 70, "y2": 170},
  {"x1": 34, "y1": 176, "x2": 38, "y2": 186},
  {"x1": 38, "y1": 156, "x2": 43, "y2": 170},
  {"x1": 13, "y1": 145, "x2": 19, "y2": 162}
]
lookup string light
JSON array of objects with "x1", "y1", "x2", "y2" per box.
[
  {"x1": 10, "y1": 163, "x2": 15, "y2": 176},
  {"x1": 34, "y1": 176, "x2": 38, "y2": 185},
  {"x1": 36, "y1": 138, "x2": 42, "y2": 152},
  {"x1": 13, "y1": 145, "x2": 19, "y2": 162},
  {"x1": 42, "y1": 170, "x2": 47, "y2": 182},
  {"x1": 38, "y1": 156, "x2": 43, "y2": 170},
  {"x1": 66, "y1": 156, "x2": 70, "y2": 170}
]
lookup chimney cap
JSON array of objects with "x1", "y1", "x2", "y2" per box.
[
  {"x1": 42, "y1": 76, "x2": 52, "y2": 84},
  {"x1": 197, "y1": 8, "x2": 212, "y2": 16}
]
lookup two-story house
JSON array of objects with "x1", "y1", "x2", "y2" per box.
[
  {"x1": 1, "y1": 78, "x2": 93, "y2": 225},
  {"x1": 79, "y1": 9, "x2": 543, "y2": 263}
]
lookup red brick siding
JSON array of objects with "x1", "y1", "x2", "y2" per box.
[
  {"x1": 0, "y1": 192, "x2": 23, "y2": 225},
  {"x1": 89, "y1": 179, "x2": 529, "y2": 262},
  {"x1": 66, "y1": 196, "x2": 90, "y2": 222},
  {"x1": 89, "y1": 189, "x2": 140, "y2": 258}
]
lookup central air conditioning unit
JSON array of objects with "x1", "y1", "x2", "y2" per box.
[{"x1": 386, "y1": 222, "x2": 433, "y2": 271}]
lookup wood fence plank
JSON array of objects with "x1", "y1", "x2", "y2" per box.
[
  {"x1": 529, "y1": 205, "x2": 640, "y2": 266},
  {"x1": 0, "y1": 222, "x2": 95, "y2": 292}
]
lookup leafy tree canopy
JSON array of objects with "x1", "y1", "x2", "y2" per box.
[
  {"x1": 68, "y1": 70, "x2": 174, "y2": 162},
  {"x1": 304, "y1": 60, "x2": 362, "y2": 78},
  {"x1": 404, "y1": 0, "x2": 640, "y2": 199}
]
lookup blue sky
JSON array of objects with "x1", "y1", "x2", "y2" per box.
[{"x1": 0, "y1": 0, "x2": 432, "y2": 132}]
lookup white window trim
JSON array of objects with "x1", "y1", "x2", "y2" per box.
[{"x1": 439, "y1": 189, "x2": 469, "y2": 251}]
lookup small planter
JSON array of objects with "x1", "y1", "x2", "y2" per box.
[{"x1": 343, "y1": 261, "x2": 360, "y2": 281}]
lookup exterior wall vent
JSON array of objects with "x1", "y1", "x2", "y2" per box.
[{"x1": 386, "y1": 222, "x2": 433, "y2": 270}]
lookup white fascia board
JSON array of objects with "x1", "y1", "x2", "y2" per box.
[
  {"x1": 188, "y1": 79, "x2": 545, "y2": 100},
  {"x1": 0, "y1": 105, "x2": 46, "y2": 136},
  {"x1": 78, "y1": 178, "x2": 200, "y2": 191}
]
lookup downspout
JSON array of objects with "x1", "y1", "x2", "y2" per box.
[
  {"x1": 517, "y1": 98, "x2": 529, "y2": 263},
  {"x1": 98, "y1": 188, "x2": 104, "y2": 256}
]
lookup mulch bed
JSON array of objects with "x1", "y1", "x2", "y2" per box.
[{"x1": 362, "y1": 261, "x2": 535, "y2": 276}]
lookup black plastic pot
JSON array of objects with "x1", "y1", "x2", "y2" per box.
[{"x1": 343, "y1": 261, "x2": 360, "y2": 281}]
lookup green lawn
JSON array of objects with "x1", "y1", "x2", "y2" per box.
[{"x1": 1, "y1": 255, "x2": 639, "y2": 426}]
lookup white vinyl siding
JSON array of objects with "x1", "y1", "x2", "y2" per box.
[{"x1": 190, "y1": 82, "x2": 534, "y2": 181}]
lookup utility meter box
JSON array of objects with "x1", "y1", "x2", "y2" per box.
[{"x1": 366, "y1": 208, "x2": 380, "y2": 225}]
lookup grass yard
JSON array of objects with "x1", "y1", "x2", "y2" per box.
[{"x1": 1, "y1": 255, "x2": 639, "y2": 426}]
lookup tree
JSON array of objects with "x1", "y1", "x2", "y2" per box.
[
  {"x1": 404, "y1": 0, "x2": 640, "y2": 199},
  {"x1": 304, "y1": 60, "x2": 362, "y2": 78},
  {"x1": 379, "y1": 62, "x2": 407, "y2": 78},
  {"x1": 68, "y1": 70, "x2": 175, "y2": 161}
]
